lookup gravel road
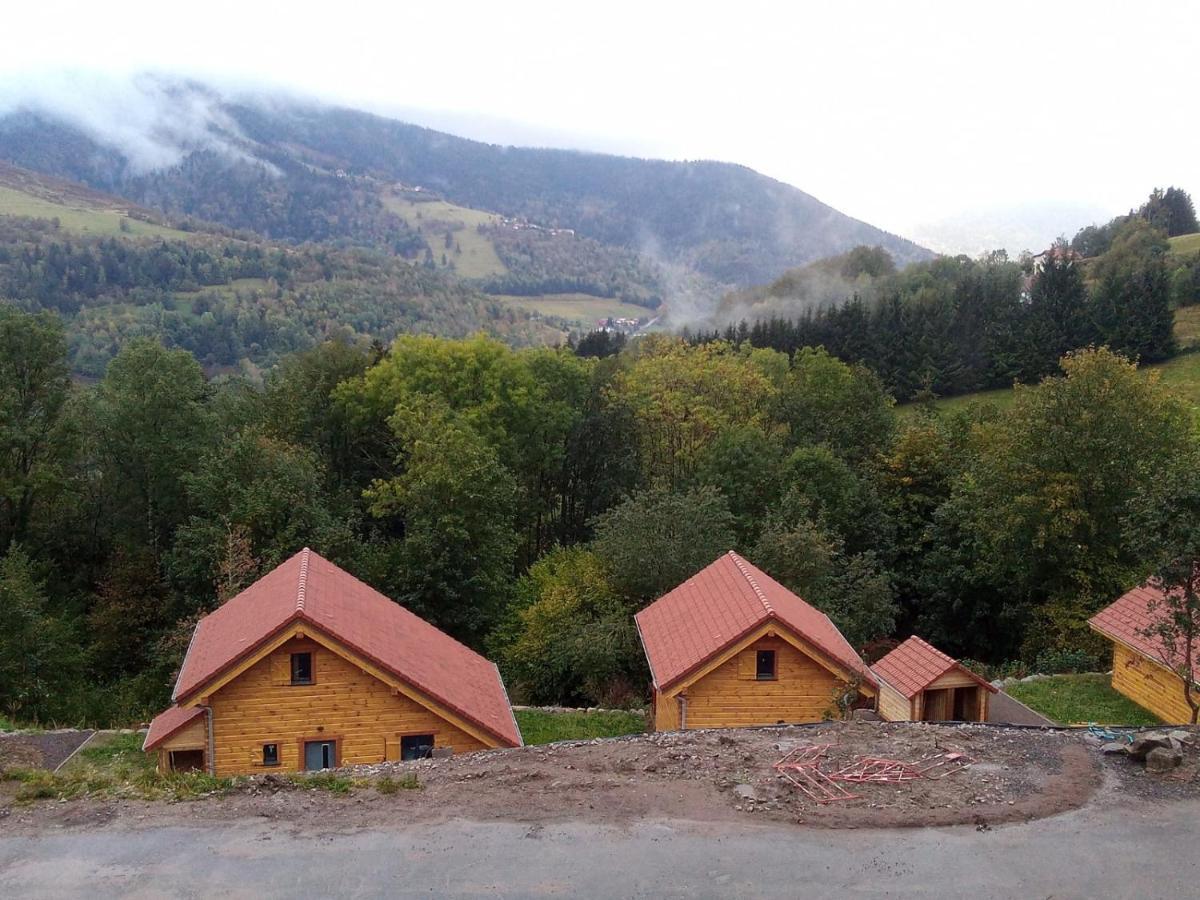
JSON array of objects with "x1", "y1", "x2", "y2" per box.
[{"x1": 2, "y1": 794, "x2": 1198, "y2": 898}]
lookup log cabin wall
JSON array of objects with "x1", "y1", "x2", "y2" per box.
[
  {"x1": 665, "y1": 636, "x2": 846, "y2": 729},
  {"x1": 876, "y1": 680, "x2": 914, "y2": 722},
  {"x1": 206, "y1": 635, "x2": 487, "y2": 776},
  {"x1": 1110, "y1": 642, "x2": 1195, "y2": 724}
]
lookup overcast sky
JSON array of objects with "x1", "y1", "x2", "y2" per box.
[{"x1": 2, "y1": 0, "x2": 1196, "y2": 255}]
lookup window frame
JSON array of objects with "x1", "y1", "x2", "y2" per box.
[
  {"x1": 290, "y1": 651, "x2": 314, "y2": 686},
  {"x1": 400, "y1": 733, "x2": 436, "y2": 761},
  {"x1": 262, "y1": 743, "x2": 280, "y2": 767},
  {"x1": 755, "y1": 649, "x2": 777, "y2": 681}
]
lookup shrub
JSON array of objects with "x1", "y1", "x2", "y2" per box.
[{"x1": 1034, "y1": 648, "x2": 1104, "y2": 675}]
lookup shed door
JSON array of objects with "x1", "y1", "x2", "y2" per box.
[{"x1": 304, "y1": 740, "x2": 336, "y2": 771}]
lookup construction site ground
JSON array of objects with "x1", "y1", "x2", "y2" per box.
[{"x1": 3, "y1": 721, "x2": 1197, "y2": 836}]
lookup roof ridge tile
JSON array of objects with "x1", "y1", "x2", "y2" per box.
[
  {"x1": 728, "y1": 551, "x2": 773, "y2": 616},
  {"x1": 296, "y1": 547, "x2": 311, "y2": 613}
]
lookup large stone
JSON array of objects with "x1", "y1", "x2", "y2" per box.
[
  {"x1": 1128, "y1": 735, "x2": 1172, "y2": 759},
  {"x1": 1145, "y1": 747, "x2": 1184, "y2": 773},
  {"x1": 1168, "y1": 730, "x2": 1193, "y2": 744},
  {"x1": 1100, "y1": 742, "x2": 1129, "y2": 755}
]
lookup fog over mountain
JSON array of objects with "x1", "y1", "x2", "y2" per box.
[{"x1": 0, "y1": 72, "x2": 932, "y2": 290}]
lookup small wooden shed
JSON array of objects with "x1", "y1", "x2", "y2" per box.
[
  {"x1": 635, "y1": 551, "x2": 876, "y2": 731},
  {"x1": 872, "y1": 636, "x2": 997, "y2": 722},
  {"x1": 1090, "y1": 581, "x2": 1199, "y2": 724}
]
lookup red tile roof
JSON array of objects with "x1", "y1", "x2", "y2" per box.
[
  {"x1": 143, "y1": 704, "x2": 206, "y2": 751},
  {"x1": 634, "y1": 551, "x2": 875, "y2": 691},
  {"x1": 872, "y1": 635, "x2": 997, "y2": 699},
  {"x1": 1091, "y1": 580, "x2": 1200, "y2": 673},
  {"x1": 169, "y1": 549, "x2": 521, "y2": 747}
]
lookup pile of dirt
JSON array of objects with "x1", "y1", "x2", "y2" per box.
[
  {"x1": 0, "y1": 730, "x2": 94, "y2": 773},
  {"x1": 343, "y1": 721, "x2": 1102, "y2": 829}
]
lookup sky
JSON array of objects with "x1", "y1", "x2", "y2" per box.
[{"x1": 1, "y1": 0, "x2": 1197, "y2": 255}]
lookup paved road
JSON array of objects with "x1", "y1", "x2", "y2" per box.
[{"x1": 3, "y1": 799, "x2": 1198, "y2": 899}]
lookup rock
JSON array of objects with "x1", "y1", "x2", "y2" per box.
[
  {"x1": 1100, "y1": 742, "x2": 1128, "y2": 755},
  {"x1": 1145, "y1": 747, "x2": 1184, "y2": 773},
  {"x1": 733, "y1": 783, "x2": 761, "y2": 802},
  {"x1": 1128, "y1": 735, "x2": 1172, "y2": 759},
  {"x1": 1168, "y1": 730, "x2": 1192, "y2": 744}
]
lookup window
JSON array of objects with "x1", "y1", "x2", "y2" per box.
[
  {"x1": 290, "y1": 652, "x2": 313, "y2": 685},
  {"x1": 401, "y1": 734, "x2": 435, "y2": 761},
  {"x1": 262, "y1": 743, "x2": 279, "y2": 766},
  {"x1": 756, "y1": 650, "x2": 776, "y2": 680}
]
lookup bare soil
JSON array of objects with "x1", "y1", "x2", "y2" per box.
[
  {"x1": 3, "y1": 722, "x2": 1197, "y2": 836},
  {"x1": 0, "y1": 730, "x2": 94, "y2": 772}
]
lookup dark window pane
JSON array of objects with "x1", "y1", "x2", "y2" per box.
[
  {"x1": 401, "y1": 734, "x2": 435, "y2": 761},
  {"x1": 263, "y1": 743, "x2": 279, "y2": 765},
  {"x1": 291, "y1": 652, "x2": 313, "y2": 685},
  {"x1": 756, "y1": 650, "x2": 776, "y2": 679}
]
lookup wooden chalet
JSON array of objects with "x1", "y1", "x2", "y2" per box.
[
  {"x1": 635, "y1": 552, "x2": 876, "y2": 731},
  {"x1": 872, "y1": 636, "x2": 996, "y2": 722},
  {"x1": 143, "y1": 549, "x2": 522, "y2": 775},
  {"x1": 1090, "y1": 581, "x2": 1199, "y2": 724}
]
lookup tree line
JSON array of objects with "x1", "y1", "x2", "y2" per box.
[
  {"x1": 3, "y1": 308, "x2": 1198, "y2": 723},
  {"x1": 690, "y1": 216, "x2": 1187, "y2": 401}
]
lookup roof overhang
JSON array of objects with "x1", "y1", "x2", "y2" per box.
[{"x1": 656, "y1": 616, "x2": 877, "y2": 697}]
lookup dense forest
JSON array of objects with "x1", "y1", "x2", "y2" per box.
[
  {"x1": 3, "y1": 283, "x2": 1199, "y2": 723},
  {"x1": 694, "y1": 195, "x2": 1199, "y2": 400},
  {"x1": 0, "y1": 216, "x2": 544, "y2": 375}
]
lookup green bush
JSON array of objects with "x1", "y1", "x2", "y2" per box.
[
  {"x1": 290, "y1": 772, "x2": 357, "y2": 793},
  {"x1": 1034, "y1": 648, "x2": 1103, "y2": 675}
]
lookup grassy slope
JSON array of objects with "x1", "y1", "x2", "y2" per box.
[
  {"x1": 0, "y1": 183, "x2": 187, "y2": 239},
  {"x1": 495, "y1": 293, "x2": 653, "y2": 326},
  {"x1": 1169, "y1": 232, "x2": 1200, "y2": 257},
  {"x1": 513, "y1": 709, "x2": 646, "y2": 745},
  {"x1": 381, "y1": 192, "x2": 508, "y2": 279},
  {"x1": 1005, "y1": 674, "x2": 1161, "y2": 726}
]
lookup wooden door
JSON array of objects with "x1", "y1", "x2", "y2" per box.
[{"x1": 921, "y1": 689, "x2": 950, "y2": 721}]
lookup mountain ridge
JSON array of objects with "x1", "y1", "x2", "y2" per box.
[{"x1": 0, "y1": 79, "x2": 933, "y2": 289}]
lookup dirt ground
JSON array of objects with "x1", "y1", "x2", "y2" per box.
[
  {"x1": 2, "y1": 722, "x2": 1197, "y2": 836},
  {"x1": 0, "y1": 730, "x2": 94, "y2": 772}
]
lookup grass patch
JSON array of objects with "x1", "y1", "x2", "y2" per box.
[
  {"x1": 376, "y1": 772, "x2": 421, "y2": 794},
  {"x1": 289, "y1": 772, "x2": 359, "y2": 793},
  {"x1": 494, "y1": 293, "x2": 653, "y2": 326},
  {"x1": 1005, "y1": 674, "x2": 1162, "y2": 726},
  {"x1": 4, "y1": 732, "x2": 236, "y2": 803},
  {"x1": 0, "y1": 185, "x2": 186, "y2": 239},
  {"x1": 382, "y1": 192, "x2": 508, "y2": 279},
  {"x1": 1169, "y1": 232, "x2": 1200, "y2": 258},
  {"x1": 514, "y1": 709, "x2": 646, "y2": 745}
]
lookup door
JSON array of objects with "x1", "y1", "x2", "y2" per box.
[
  {"x1": 952, "y1": 687, "x2": 979, "y2": 722},
  {"x1": 304, "y1": 740, "x2": 336, "y2": 771},
  {"x1": 921, "y1": 689, "x2": 950, "y2": 721}
]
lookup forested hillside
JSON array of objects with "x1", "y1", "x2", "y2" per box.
[
  {"x1": 4, "y1": 304, "x2": 1199, "y2": 725},
  {"x1": 0, "y1": 80, "x2": 931, "y2": 288},
  {"x1": 698, "y1": 191, "x2": 1200, "y2": 401}
]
